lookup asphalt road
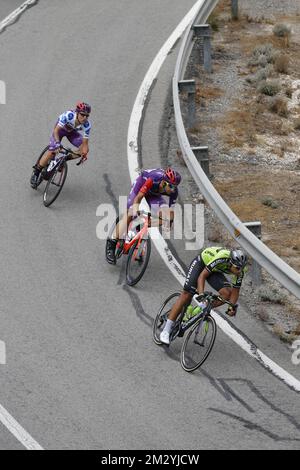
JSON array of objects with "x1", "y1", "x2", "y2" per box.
[
  {"x1": 0, "y1": 1, "x2": 24, "y2": 21},
  {"x1": 0, "y1": 0, "x2": 299, "y2": 450}
]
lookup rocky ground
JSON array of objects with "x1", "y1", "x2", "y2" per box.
[{"x1": 164, "y1": 0, "x2": 300, "y2": 343}]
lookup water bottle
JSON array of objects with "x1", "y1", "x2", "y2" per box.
[
  {"x1": 193, "y1": 302, "x2": 207, "y2": 317},
  {"x1": 183, "y1": 305, "x2": 194, "y2": 322}
]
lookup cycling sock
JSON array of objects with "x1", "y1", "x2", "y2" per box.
[{"x1": 165, "y1": 319, "x2": 174, "y2": 333}]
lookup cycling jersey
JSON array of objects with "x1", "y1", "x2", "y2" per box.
[
  {"x1": 139, "y1": 169, "x2": 179, "y2": 206},
  {"x1": 200, "y1": 247, "x2": 246, "y2": 288},
  {"x1": 57, "y1": 110, "x2": 91, "y2": 139}
]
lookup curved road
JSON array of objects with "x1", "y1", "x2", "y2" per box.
[{"x1": 0, "y1": 0, "x2": 299, "y2": 450}]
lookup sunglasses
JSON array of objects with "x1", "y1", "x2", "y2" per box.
[
  {"x1": 164, "y1": 181, "x2": 176, "y2": 191},
  {"x1": 79, "y1": 112, "x2": 89, "y2": 118}
]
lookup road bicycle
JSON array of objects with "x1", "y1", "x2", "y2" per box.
[
  {"x1": 30, "y1": 145, "x2": 84, "y2": 207},
  {"x1": 105, "y1": 210, "x2": 152, "y2": 286},
  {"x1": 153, "y1": 291, "x2": 236, "y2": 372}
]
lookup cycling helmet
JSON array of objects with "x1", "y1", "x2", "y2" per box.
[
  {"x1": 76, "y1": 102, "x2": 91, "y2": 114},
  {"x1": 230, "y1": 249, "x2": 248, "y2": 269},
  {"x1": 164, "y1": 167, "x2": 181, "y2": 185}
]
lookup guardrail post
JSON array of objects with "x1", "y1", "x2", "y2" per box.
[
  {"x1": 244, "y1": 221, "x2": 262, "y2": 286},
  {"x1": 192, "y1": 146, "x2": 210, "y2": 177},
  {"x1": 178, "y1": 80, "x2": 196, "y2": 129},
  {"x1": 231, "y1": 0, "x2": 239, "y2": 20},
  {"x1": 193, "y1": 24, "x2": 212, "y2": 73}
]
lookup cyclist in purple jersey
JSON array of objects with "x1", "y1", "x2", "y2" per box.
[
  {"x1": 31, "y1": 102, "x2": 91, "y2": 188},
  {"x1": 106, "y1": 167, "x2": 181, "y2": 264}
]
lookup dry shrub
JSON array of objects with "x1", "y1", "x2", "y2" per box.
[
  {"x1": 293, "y1": 324, "x2": 300, "y2": 335},
  {"x1": 249, "y1": 44, "x2": 279, "y2": 67},
  {"x1": 280, "y1": 121, "x2": 293, "y2": 135},
  {"x1": 294, "y1": 118, "x2": 300, "y2": 130},
  {"x1": 269, "y1": 96, "x2": 289, "y2": 117},
  {"x1": 273, "y1": 23, "x2": 291, "y2": 37},
  {"x1": 273, "y1": 23, "x2": 291, "y2": 47},
  {"x1": 258, "y1": 80, "x2": 281, "y2": 96},
  {"x1": 274, "y1": 54, "x2": 289, "y2": 74},
  {"x1": 262, "y1": 197, "x2": 279, "y2": 209},
  {"x1": 208, "y1": 13, "x2": 220, "y2": 31},
  {"x1": 285, "y1": 86, "x2": 293, "y2": 98}
]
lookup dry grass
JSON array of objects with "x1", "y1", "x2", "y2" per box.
[
  {"x1": 218, "y1": 93, "x2": 292, "y2": 148},
  {"x1": 196, "y1": 85, "x2": 223, "y2": 103},
  {"x1": 241, "y1": 34, "x2": 289, "y2": 59},
  {"x1": 214, "y1": 164, "x2": 300, "y2": 272},
  {"x1": 219, "y1": 107, "x2": 257, "y2": 147},
  {"x1": 214, "y1": 0, "x2": 231, "y2": 16}
]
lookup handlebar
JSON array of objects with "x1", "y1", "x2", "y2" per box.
[
  {"x1": 196, "y1": 292, "x2": 237, "y2": 310},
  {"x1": 135, "y1": 210, "x2": 152, "y2": 219},
  {"x1": 135, "y1": 210, "x2": 172, "y2": 223},
  {"x1": 59, "y1": 145, "x2": 85, "y2": 165}
]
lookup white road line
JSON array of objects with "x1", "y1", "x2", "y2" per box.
[
  {"x1": 0, "y1": 404, "x2": 43, "y2": 450},
  {"x1": 0, "y1": 0, "x2": 44, "y2": 451},
  {"x1": 127, "y1": 0, "x2": 300, "y2": 393},
  {"x1": 0, "y1": 0, "x2": 37, "y2": 34}
]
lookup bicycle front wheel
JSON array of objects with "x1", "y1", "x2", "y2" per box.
[
  {"x1": 126, "y1": 237, "x2": 151, "y2": 286},
  {"x1": 43, "y1": 162, "x2": 68, "y2": 207},
  {"x1": 180, "y1": 315, "x2": 217, "y2": 372}
]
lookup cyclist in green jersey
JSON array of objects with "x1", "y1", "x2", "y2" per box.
[{"x1": 160, "y1": 247, "x2": 248, "y2": 345}]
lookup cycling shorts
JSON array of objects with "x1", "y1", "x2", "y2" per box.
[
  {"x1": 184, "y1": 255, "x2": 232, "y2": 295},
  {"x1": 49, "y1": 127, "x2": 83, "y2": 151}
]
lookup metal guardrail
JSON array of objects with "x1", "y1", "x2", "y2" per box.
[{"x1": 172, "y1": 0, "x2": 300, "y2": 299}]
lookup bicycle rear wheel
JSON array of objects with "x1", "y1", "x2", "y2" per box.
[
  {"x1": 152, "y1": 292, "x2": 181, "y2": 345},
  {"x1": 30, "y1": 145, "x2": 49, "y2": 188},
  {"x1": 43, "y1": 162, "x2": 68, "y2": 207},
  {"x1": 180, "y1": 315, "x2": 217, "y2": 372},
  {"x1": 126, "y1": 237, "x2": 151, "y2": 286},
  {"x1": 105, "y1": 216, "x2": 124, "y2": 264}
]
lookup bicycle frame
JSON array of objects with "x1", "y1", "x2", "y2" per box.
[
  {"x1": 46, "y1": 153, "x2": 66, "y2": 173},
  {"x1": 169, "y1": 292, "x2": 235, "y2": 342},
  {"x1": 120, "y1": 214, "x2": 150, "y2": 256},
  {"x1": 170, "y1": 304, "x2": 212, "y2": 342}
]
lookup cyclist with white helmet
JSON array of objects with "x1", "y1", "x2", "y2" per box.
[
  {"x1": 159, "y1": 247, "x2": 248, "y2": 345},
  {"x1": 106, "y1": 167, "x2": 181, "y2": 264},
  {"x1": 31, "y1": 102, "x2": 91, "y2": 188}
]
